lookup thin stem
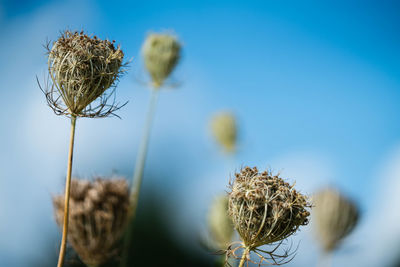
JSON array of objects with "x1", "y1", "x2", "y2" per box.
[
  {"x1": 238, "y1": 247, "x2": 250, "y2": 267},
  {"x1": 317, "y1": 251, "x2": 332, "y2": 267},
  {"x1": 57, "y1": 115, "x2": 77, "y2": 267},
  {"x1": 120, "y1": 88, "x2": 159, "y2": 267},
  {"x1": 130, "y1": 88, "x2": 159, "y2": 214}
]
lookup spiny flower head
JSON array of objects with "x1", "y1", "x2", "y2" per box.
[
  {"x1": 42, "y1": 30, "x2": 126, "y2": 118},
  {"x1": 313, "y1": 187, "x2": 359, "y2": 252},
  {"x1": 228, "y1": 166, "x2": 311, "y2": 249},
  {"x1": 53, "y1": 177, "x2": 130, "y2": 266},
  {"x1": 142, "y1": 33, "x2": 181, "y2": 88},
  {"x1": 210, "y1": 111, "x2": 237, "y2": 153}
]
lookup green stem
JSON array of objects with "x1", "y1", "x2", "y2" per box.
[
  {"x1": 120, "y1": 88, "x2": 159, "y2": 267},
  {"x1": 57, "y1": 115, "x2": 77, "y2": 267}
]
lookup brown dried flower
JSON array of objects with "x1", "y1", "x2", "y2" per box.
[
  {"x1": 53, "y1": 177, "x2": 130, "y2": 266},
  {"x1": 227, "y1": 166, "x2": 311, "y2": 266},
  {"x1": 142, "y1": 33, "x2": 181, "y2": 87},
  {"x1": 41, "y1": 30, "x2": 126, "y2": 118},
  {"x1": 313, "y1": 187, "x2": 359, "y2": 252}
]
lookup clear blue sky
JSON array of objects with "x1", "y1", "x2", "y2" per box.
[{"x1": 1, "y1": 1, "x2": 400, "y2": 266}]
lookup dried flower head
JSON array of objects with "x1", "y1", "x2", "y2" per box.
[
  {"x1": 41, "y1": 30, "x2": 126, "y2": 118},
  {"x1": 313, "y1": 187, "x2": 359, "y2": 252},
  {"x1": 227, "y1": 166, "x2": 311, "y2": 265},
  {"x1": 210, "y1": 112, "x2": 237, "y2": 153},
  {"x1": 53, "y1": 177, "x2": 130, "y2": 266},
  {"x1": 208, "y1": 195, "x2": 235, "y2": 250},
  {"x1": 142, "y1": 33, "x2": 181, "y2": 87}
]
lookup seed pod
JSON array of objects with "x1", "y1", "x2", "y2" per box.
[
  {"x1": 42, "y1": 30, "x2": 126, "y2": 118},
  {"x1": 142, "y1": 33, "x2": 181, "y2": 87},
  {"x1": 53, "y1": 178, "x2": 130, "y2": 266},
  {"x1": 313, "y1": 188, "x2": 359, "y2": 252},
  {"x1": 228, "y1": 166, "x2": 311, "y2": 249},
  {"x1": 208, "y1": 195, "x2": 234, "y2": 249},
  {"x1": 210, "y1": 112, "x2": 237, "y2": 153}
]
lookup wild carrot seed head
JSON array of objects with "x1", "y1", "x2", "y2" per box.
[
  {"x1": 313, "y1": 187, "x2": 359, "y2": 252},
  {"x1": 53, "y1": 177, "x2": 130, "y2": 266},
  {"x1": 228, "y1": 166, "x2": 311, "y2": 249},
  {"x1": 42, "y1": 30, "x2": 126, "y2": 118},
  {"x1": 208, "y1": 195, "x2": 234, "y2": 250},
  {"x1": 210, "y1": 111, "x2": 237, "y2": 153},
  {"x1": 142, "y1": 33, "x2": 181, "y2": 88}
]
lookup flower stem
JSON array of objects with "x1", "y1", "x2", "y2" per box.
[
  {"x1": 120, "y1": 88, "x2": 159, "y2": 267},
  {"x1": 57, "y1": 115, "x2": 77, "y2": 267},
  {"x1": 130, "y1": 88, "x2": 159, "y2": 217},
  {"x1": 238, "y1": 247, "x2": 249, "y2": 267},
  {"x1": 317, "y1": 251, "x2": 332, "y2": 267}
]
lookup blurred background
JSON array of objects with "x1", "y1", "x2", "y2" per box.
[{"x1": 1, "y1": 0, "x2": 400, "y2": 266}]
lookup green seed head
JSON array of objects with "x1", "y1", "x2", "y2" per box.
[
  {"x1": 208, "y1": 195, "x2": 234, "y2": 249},
  {"x1": 210, "y1": 111, "x2": 237, "y2": 153},
  {"x1": 142, "y1": 33, "x2": 181, "y2": 88}
]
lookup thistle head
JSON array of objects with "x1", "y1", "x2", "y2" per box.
[
  {"x1": 207, "y1": 195, "x2": 234, "y2": 250},
  {"x1": 53, "y1": 177, "x2": 130, "y2": 266},
  {"x1": 313, "y1": 187, "x2": 359, "y2": 252},
  {"x1": 41, "y1": 30, "x2": 126, "y2": 118},
  {"x1": 142, "y1": 33, "x2": 181, "y2": 88},
  {"x1": 227, "y1": 167, "x2": 310, "y2": 265},
  {"x1": 210, "y1": 111, "x2": 237, "y2": 153}
]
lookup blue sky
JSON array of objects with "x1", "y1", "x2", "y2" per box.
[{"x1": 1, "y1": 1, "x2": 400, "y2": 266}]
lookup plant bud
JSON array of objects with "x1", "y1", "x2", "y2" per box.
[
  {"x1": 142, "y1": 33, "x2": 181, "y2": 87},
  {"x1": 208, "y1": 195, "x2": 234, "y2": 249},
  {"x1": 313, "y1": 188, "x2": 359, "y2": 252},
  {"x1": 210, "y1": 111, "x2": 237, "y2": 153}
]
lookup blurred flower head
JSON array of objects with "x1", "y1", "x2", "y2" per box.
[
  {"x1": 312, "y1": 187, "x2": 359, "y2": 252},
  {"x1": 41, "y1": 30, "x2": 126, "y2": 118},
  {"x1": 53, "y1": 177, "x2": 130, "y2": 266},
  {"x1": 142, "y1": 33, "x2": 181, "y2": 88},
  {"x1": 210, "y1": 111, "x2": 237, "y2": 154},
  {"x1": 207, "y1": 195, "x2": 234, "y2": 250}
]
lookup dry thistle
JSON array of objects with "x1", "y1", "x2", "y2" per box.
[
  {"x1": 53, "y1": 178, "x2": 130, "y2": 267},
  {"x1": 142, "y1": 33, "x2": 181, "y2": 88},
  {"x1": 41, "y1": 30, "x2": 126, "y2": 118},
  {"x1": 210, "y1": 112, "x2": 237, "y2": 153},
  {"x1": 313, "y1": 188, "x2": 359, "y2": 253},
  {"x1": 208, "y1": 195, "x2": 235, "y2": 250},
  {"x1": 227, "y1": 166, "x2": 311, "y2": 266}
]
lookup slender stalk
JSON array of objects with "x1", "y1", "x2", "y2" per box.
[
  {"x1": 238, "y1": 247, "x2": 249, "y2": 267},
  {"x1": 130, "y1": 88, "x2": 159, "y2": 215},
  {"x1": 57, "y1": 115, "x2": 77, "y2": 267},
  {"x1": 120, "y1": 88, "x2": 159, "y2": 267},
  {"x1": 317, "y1": 251, "x2": 332, "y2": 267}
]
